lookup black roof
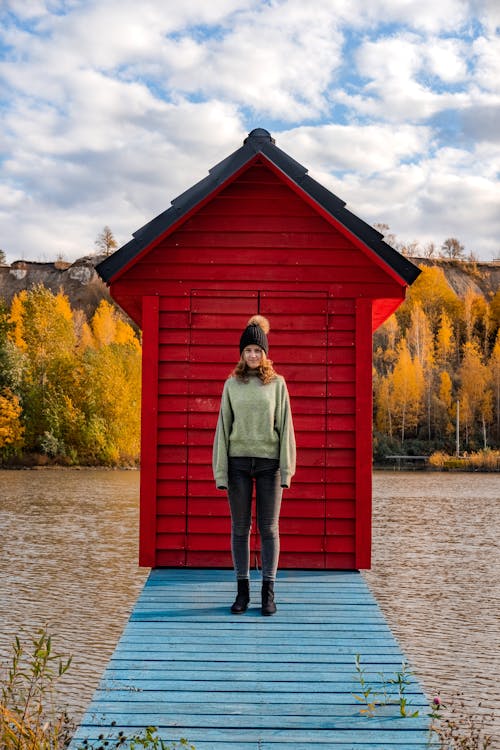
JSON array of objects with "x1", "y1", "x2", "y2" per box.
[{"x1": 97, "y1": 128, "x2": 420, "y2": 285}]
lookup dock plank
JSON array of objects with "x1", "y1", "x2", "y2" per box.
[{"x1": 70, "y1": 569, "x2": 434, "y2": 749}]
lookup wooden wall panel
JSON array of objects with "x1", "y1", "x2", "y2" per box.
[
  {"x1": 130, "y1": 163, "x2": 399, "y2": 570},
  {"x1": 139, "y1": 296, "x2": 160, "y2": 567},
  {"x1": 355, "y1": 298, "x2": 373, "y2": 568},
  {"x1": 181, "y1": 289, "x2": 329, "y2": 568}
]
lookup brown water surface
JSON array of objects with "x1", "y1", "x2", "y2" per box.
[
  {"x1": 368, "y1": 471, "x2": 499, "y2": 743},
  {"x1": 0, "y1": 469, "x2": 147, "y2": 714},
  {"x1": 0, "y1": 468, "x2": 498, "y2": 741}
]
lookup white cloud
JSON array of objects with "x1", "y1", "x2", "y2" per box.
[
  {"x1": 348, "y1": 33, "x2": 473, "y2": 122},
  {"x1": 327, "y1": 145, "x2": 500, "y2": 259},
  {"x1": 425, "y1": 38, "x2": 468, "y2": 83},
  {"x1": 473, "y1": 34, "x2": 500, "y2": 93},
  {"x1": 279, "y1": 123, "x2": 431, "y2": 175},
  {"x1": 160, "y1": 1, "x2": 344, "y2": 121},
  {"x1": 471, "y1": 0, "x2": 500, "y2": 34},
  {"x1": 0, "y1": 0, "x2": 499, "y2": 264},
  {"x1": 334, "y1": 0, "x2": 471, "y2": 33}
]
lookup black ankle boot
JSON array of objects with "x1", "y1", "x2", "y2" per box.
[
  {"x1": 231, "y1": 579, "x2": 250, "y2": 614},
  {"x1": 261, "y1": 580, "x2": 277, "y2": 616}
]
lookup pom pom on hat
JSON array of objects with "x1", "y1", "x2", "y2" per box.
[
  {"x1": 247, "y1": 315, "x2": 270, "y2": 334},
  {"x1": 240, "y1": 315, "x2": 270, "y2": 354}
]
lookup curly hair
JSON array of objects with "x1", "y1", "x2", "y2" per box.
[{"x1": 232, "y1": 352, "x2": 277, "y2": 385}]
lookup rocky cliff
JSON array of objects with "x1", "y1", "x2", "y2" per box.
[
  {"x1": 413, "y1": 257, "x2": 500, "y2": 298},
  {"x1": 0, "y1": 256, "x2": 112, "y2": 318}
]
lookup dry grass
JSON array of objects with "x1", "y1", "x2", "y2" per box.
[{"x1": 429, "y1": 449, "x2": 500, "y2": 471}]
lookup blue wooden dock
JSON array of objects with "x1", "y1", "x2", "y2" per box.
[{"x1": 71, "y1": 569, "x2": 433, "y2": 749}]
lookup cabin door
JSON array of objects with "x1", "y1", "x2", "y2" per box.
[{"x1": 186, "y1": 289, "x2": 328, "y2": 569}]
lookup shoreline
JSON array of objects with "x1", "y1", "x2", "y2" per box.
[{"x1": 0, "y1": 463, "x2": 498, "y2": 473}]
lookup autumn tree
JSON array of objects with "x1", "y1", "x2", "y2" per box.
[
  {"x1": 0, "y1": 388, "x2": 24, "y2": 455},
  {"x1": 95, "y1": 226, "x2": 118, "y2": 256},
  {"x1": 489, "y1": 331, "x2": 500, "y2": 443},
  {"x1": 433, "y1": 370, "x2": 454, "y2": 439},
  {"x1": 406, "y1": 303, "x2": 434, "y2": 439},
  {"x1": 79, "y1": 341, "x2": 141, "y2": 463},
  {"x1": 387, "y1": 339, "x2": 424, "y2": 445},
  {"x1": 61, "y1": 298, "x2": 142, "y2": 464},
  {"x1": 422, "y1": 242, "x2": 437, "y2": 258},
  {"x1": 490, "y1": 290, "x2": 500, "y2": 331},
  {"x1": 435, "y1": 311, "x2": 455, "y2": 371},
  {"x1": 90, "y1": 299, "x2": 140, "y2": 350},
  {"x1": 462, "y1": 287, "x2": 490, "y2": 353},
  {"x1": 373, "y1": 314, "x2": 400, "y2": 376},
  {"x1": 372, "y1": 261, "x2": 500, "y2": 457},
  {"x1": 375, "y1": 375, "x2": 394, "y2": 437},
  {"x1": 1, "y1": 283, "x2": 142, "y2": 465},
  {"x1": 397, "y1": 266, "x2": 462, "y2": 333},
  {"x1": 0, "y1": 300, "x2": 23, "y2": 394},
  {"x1": 457, "y1": 341, "x2": 492, "y2": 449},
  {"x1": 441, "y1": 237, "x2": 465, "y2": 259},
  {"x1": 8, "y1": 290, "x2": 28, "y2": 351},
  {"x1": 10, "y1": 285, "x2": 78, "y2": 454}
]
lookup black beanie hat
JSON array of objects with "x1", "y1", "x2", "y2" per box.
[{"x1": 239, "y1": 315, "x2": 270, "y2": 354}]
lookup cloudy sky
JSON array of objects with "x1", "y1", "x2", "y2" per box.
[{"x1": 1, "y1": 0, "x2": 499, "y2": 264}]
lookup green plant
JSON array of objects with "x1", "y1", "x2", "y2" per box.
[
  {"x1": 78, "y1": 725, "x2": 195, "y2": 750},
  {"x1": 385, "y1": 660, "x2": 420, "y2": 718},
  {"x1": 0, "y1": 627, "x2": 74, "y2": 749},
  {"x1": 353, "y1": 653, "x2": 379, "y2": 716},
  {"x1": 353, "y1": 654, "x2": 420, "y2": 718}
]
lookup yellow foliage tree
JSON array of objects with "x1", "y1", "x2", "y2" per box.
[
  {"x1": 78, "y1": 322, "x2": 96, "y2": 351},
  {"x1": 80, "y1": 342, "x2": 141, "y2": 463},
  {"x1": 435, "y1": 311, "x2": 455, "y2": 370},
  {"x1": 488, "y1": 331, "x2": 500, "y2": 443},
  {"x1": 0, "y1": 389, "x2": 24, "y2": 452},
  {"x1": 407, "y1": 302, "x2": 434, "y2": 439},
  {"x1": 458, "y1": 341, "x2": 492, "y2": 448},
  {"x1": 115, "y1": 319, "x2": 140, "y2": 349},
  {"x1": 390, "y1": 338, "x2": 424, "y2": 444},
  {"x1": 91, "y1": 300, "x2": 117, "y2": 347},
  {"x1": 10, "y1": 286, "x2": 77, "y2": 453},
  {"x1": 463, "y1": 287, "x2": 489, "y2": 350},
  {"x1": 375, "y1": 375, "x2": 393, "y2": 437},
  {"x1": 435, "y1": 370, "x2": 454, "y2": 437},
  {"x1": 399, "y1": 266, "x2": 462, "y2": 331},
  {"x1": 8, "y1": 291, "x2": 28, "y2": 351},
  {"x1": 91, "y1": 300, "x2": 139, "y2": 350}
]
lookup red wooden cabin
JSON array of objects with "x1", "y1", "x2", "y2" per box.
[{"x1": 97, "y1": 128, "x2": 420, "y2": 570}]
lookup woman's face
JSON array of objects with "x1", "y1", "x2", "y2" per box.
[{"x1": 243, "y1": 345, "x2": 263, "y2": 369}]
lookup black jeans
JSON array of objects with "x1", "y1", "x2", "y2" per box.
[{"x1": 227, "y1": 457, "x2": 282, "y2": 581}]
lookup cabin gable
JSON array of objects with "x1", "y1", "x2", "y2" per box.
[
  {"x1": 98, "y1": 130, "x2": 420, "y2": 571},
  {"x1": 113, "y1": 162, "x2": 405, "y2": 315}
]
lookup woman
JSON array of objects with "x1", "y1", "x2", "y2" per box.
[{"x1": 212, "y1": 315, "x2": 296, "y2": 616}]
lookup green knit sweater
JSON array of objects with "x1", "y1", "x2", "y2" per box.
[{"x1": 212, "y1": 373, "x2": 296, "y2": 489}]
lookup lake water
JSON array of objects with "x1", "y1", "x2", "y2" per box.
[{"x1": 0, "y1": 469, "x2": 498, "y2": 742}]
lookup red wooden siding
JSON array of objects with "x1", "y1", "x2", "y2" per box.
[
  {"x1": 138, "y1": 296, "x2": 160, "y2": 567},
  {"x1": 129, "y1": 162, "x2": 406, "y2": 569}
]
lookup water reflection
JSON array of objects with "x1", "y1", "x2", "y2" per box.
[{"x1": 0, "y1": 469, "x2": 498, "y2": 741}]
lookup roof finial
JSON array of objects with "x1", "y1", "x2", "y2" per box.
[{"x1": 244, "y1": 128, "x2": 275, "y2": 145}]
